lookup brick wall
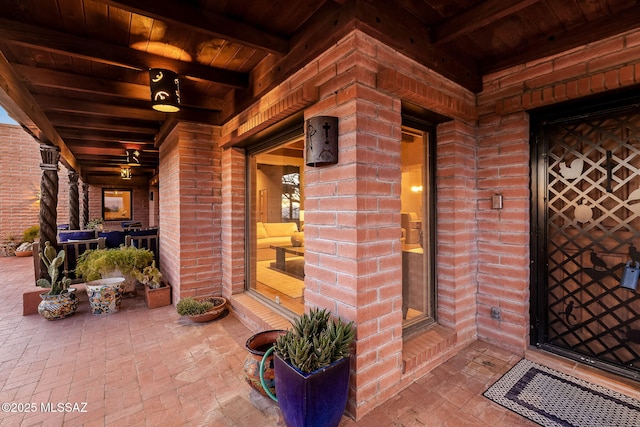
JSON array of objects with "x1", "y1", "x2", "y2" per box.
[
  {"x1": 159, "y1": 122, "x2": 222, "y2": 301},
  {"x1": 0, "y1": 124, "x2": 71, "y2": 241},
  {"x1": 475, "y1": 27, "x2": 640, "y2": 354},
  {"x1": 160, "y1": 26, "x2": 640, "y2": 420},
  {"x1": 217, "y1": 30, "x2": 481, "y2": 418},
  {"x1": 87, "y1": 184, "x2": 150, "y2": 230}
]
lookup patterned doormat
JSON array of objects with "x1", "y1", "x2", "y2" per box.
[{"x1": 483, "y1": 359, "x2": 640, "y2": 427}]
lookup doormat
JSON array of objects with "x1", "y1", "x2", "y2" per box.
[{"x1": 483, "y1": 359, "x2": 640, "y2": 427}]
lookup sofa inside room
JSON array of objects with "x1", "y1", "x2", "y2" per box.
[{"x1": 256, "y1": 222, "x2": 299, "y2": 261}]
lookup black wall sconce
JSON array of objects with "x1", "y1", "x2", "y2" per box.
[
  {"x1": 305, "y1": 116, "x2": 338, "y2": 166},
  {"x1": 149, "y1": 68, "x2": 181, "y2": 112}
]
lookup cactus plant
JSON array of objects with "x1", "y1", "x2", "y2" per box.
[
  {"x1": 36, "y1": 241, "x2": 72, "y2": 295},
  {"x1": 275, "y1": 308, "x2": 354, "y2": 374}
]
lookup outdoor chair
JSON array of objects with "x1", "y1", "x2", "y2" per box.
[
  {"x1": 125, "y1": 228, "x2": 159, "y2": 267},
  {"x1": 33, "y1": 238, "x2": 105, "y2": 283}
]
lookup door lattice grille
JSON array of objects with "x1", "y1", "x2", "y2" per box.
[{"x1": 545, "y1": 112, "x2": 640, "y2": 374}]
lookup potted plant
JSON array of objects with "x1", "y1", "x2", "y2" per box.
[
  {"x1": 176, "y1": 296, "x2": 227, "y2": 323},
  {"x1": 15, "y1": 225, "x2": 39, "y2": 257},
  {"x1": 86, "y1": 218, "x2": 104, "y2": 230},
  {"x1": 260, "y1": 308, "x2": 355, "y2": 427},
  {"x1": 35, "y1": 241, "x2": 79, "y2": 320},
  {"x1": 1, "y1": 233, "x2": 18, "y2": 256},
  {"x1": 134, "y1": 261, "x2": 171, "y2": 308},
  {"x1": 75, "y1": 246, "x2": 154, "y2": 295}
]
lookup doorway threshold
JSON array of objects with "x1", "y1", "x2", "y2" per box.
[{"x1": 525, "y1": 346, "x2": 639, "y2": 400}]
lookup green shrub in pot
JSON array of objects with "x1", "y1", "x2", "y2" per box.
[{"x1": 75, "y1": 245, "x2": 154, "y2": 281}]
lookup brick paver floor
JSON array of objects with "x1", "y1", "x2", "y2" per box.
[{"x1": 0, "y1": 256, "x2": 536, "y2": 426}]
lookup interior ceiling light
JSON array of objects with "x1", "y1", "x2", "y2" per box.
[{"x1": 149, "y1": 68, "x2": 181, "y2": 112}]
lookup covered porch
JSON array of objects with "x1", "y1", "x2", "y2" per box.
[
  {"x1": 4, "y1": 255, "x2": 639, "y2": 425},
  {"x1": 1, "y1": 0, "x2": 640, "y2": 421}
]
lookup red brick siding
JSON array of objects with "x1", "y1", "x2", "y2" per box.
[
  {"x1": 159, "y1": 122, "x2": 222, "y2": 302},
  {"x1": 476, "y1": 28, "x2": 640, "y2": 354},
  {"x1": 0, "y1": 124, "x2": 70, "y2": 240},
  {"x1": 221, "y1": 146, "x2": 245, "y2": 298}
]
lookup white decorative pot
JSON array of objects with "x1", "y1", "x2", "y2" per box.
[{"x1": 85, "y1": 277, "x2": 125, "y2": 315}]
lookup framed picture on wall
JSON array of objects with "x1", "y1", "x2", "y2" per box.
[{"x1": 102, "y1": 189, "x2": 132, "y2": 221}]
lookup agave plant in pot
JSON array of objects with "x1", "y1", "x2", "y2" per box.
[
  {"x1": 260, "y1": 308, "x2": 355, "y2": 427},
  {"x1": 36, "y1": 241, "x2": 79, "y2": 320}
]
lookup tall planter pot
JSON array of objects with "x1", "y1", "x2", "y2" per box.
[{"x1": 267, "y1": 351, "x2": 351, "y2": 427}]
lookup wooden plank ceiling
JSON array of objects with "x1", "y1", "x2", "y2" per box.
[{"x1": 0, "y1": 0, "x2": 638, "y2": 184}]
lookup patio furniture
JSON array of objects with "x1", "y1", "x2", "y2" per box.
[
  {"x1": 122, "y1": 221, "x2": 142, "y2": 231},
  {"x1": 125, "y1": 228, "x2": 159, "y2": 266},
  {"x1": 58, "y1": 229, "x2": 97, "y2": 242},
  {"x1": 98, "y1": 230, "x2": 126, "y2": 248},
  {"x1": 33, "y1": 237, "x2": 106, "y2": 283}
]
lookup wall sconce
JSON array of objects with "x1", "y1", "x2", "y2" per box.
[
  {"x1": 149, "y1": 68, "x2": 181, "y2": 112},
  {"x1": 305, "y1": 116, "x2": 338, "y2": 166},
  {"x1": 125, "y1": 149, "x2": 141, "y2": 166},
  {"x1": 120, "y1": 167, "x2": 132, "y2": 180}
]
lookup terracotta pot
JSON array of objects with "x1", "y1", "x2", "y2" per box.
[
  {"x1": 187, "y1": 297, "x2": 227, "y2": 322},
  {"x1": 144, "y1": 283, "x2": 171, "y2": 309},
  {"x1": 38, "y1": 288, "x2": 79, "y2": 320},
  {"x1": 243, "y1": 329, "x2": 287, "y2": 396}
]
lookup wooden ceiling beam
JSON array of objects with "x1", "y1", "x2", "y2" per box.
[
  {"x1": 46, "y1": 113, "x2": 158, "y2": 135},
  {"x1": 0, "y1": 50, "x2": 79, "y2": 172},
  {"x1": 432, "y1": 0, "x2": 542, "y2": 45},
  {"x1": 0, "y1": 17, "x2": 248, "y2": 89},
  {"x1": 13, "y1": 64, "x2": 225, "y2": 111},
  {"x1": 56, "y1": 127, "x2": 155, "y2": 143},
  {"x1": 34, "y1": 94, "x2": 165, "y2": 121},
  {"x1": 13, "y1": 64, "x2": 150, "y2": 100},
  {"x1": 482, "y1": 5, "x2": 640, "y2": 73},
  {"x1": 98, "y1": 0, "x2": 289, "y2": 55}
]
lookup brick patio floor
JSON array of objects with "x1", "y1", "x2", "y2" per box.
[{"x1": 0, "y1": 255, "x2": 540, "y2": 426}]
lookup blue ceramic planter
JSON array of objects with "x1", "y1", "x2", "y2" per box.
[{"x1": 272, "y1": 353, "x2": 350, "y2": 427}]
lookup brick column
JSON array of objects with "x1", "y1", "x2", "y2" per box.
[
  {"x1": 304, "y1": 83, "x2": 404, "y2": 417},
  {"x1": 221, "y1": 147, "x2": 246, "y2": 297},
  {"x1": 435, "y1": 120, "x2": 478, "y2": 341},
  {"x1": 68, "y1": 171, "x2": 79, "y2": 230},
  {"x1": 158, "y1": 122, "x2": 222, "y2": 302}
]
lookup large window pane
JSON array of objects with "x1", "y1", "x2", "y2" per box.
[{"x1": 247, "y1": 137, "x2": 305, "y2": 315}]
